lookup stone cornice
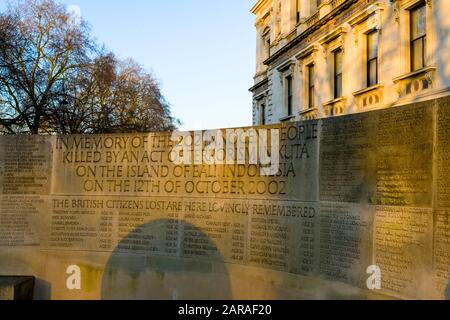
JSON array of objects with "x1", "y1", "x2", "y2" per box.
[
  {"x1": 295, "y1": 45, "x2": 319, "y2": 61},
  {"x1": 319, "y1": 27, "x2": 347, "y2": 45},
  {"x1": 249, "y1": 77, "x2": 269, "y2": 93},
  {"x1": 251, "y1": 0, "x2": 271, "y2": 14},
  {"x1": 348, "y1": 1, "x2": 386, "y2": 26},
  {"x1": 263, "y1": 0, "x2": 359, "y2": 66},
  {"x1": 276, "y1": 59, "x2": 296, "y2": 72}
]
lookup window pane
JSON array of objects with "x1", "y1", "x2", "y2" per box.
[
  {"x1": 412, "y1": 38, "x2": 424, "y2": 70},
  {"x1": 261, "y1": 104, "x2": 265, "y2": 125},
  {"x1": 308, "y1": 64, "x2": 315, "y2": 108},
  {"x1": 424, "y1": 36, "x2": 427, "y2": 65},
  {"x1": 368, "y1": 59, "x2": 378, "y2": 87},
  {"x1": 335, "y1": 74, "x2": 342, "y2": 98},
  {"x1": 286, "y1": 76, "x2": 293, "y2": 115},
  {"x1": 308, "y1": 65, "x2": 314, "y2": 87},
  {"x1": 411, "y1": 4, "x2": 426, "y2": 39},
  {"x1": 367, "y1": 31, "x2": 378, "y2": 60},
  {"x1": 288, "y1": 76, "x2": 292, "y2": 95},
  {"x1": 310, "y1": 0, "x2": 317, "y2": 12},
  {"x1": 334, "y1": 49, "x2": 342, "y2": 75}
]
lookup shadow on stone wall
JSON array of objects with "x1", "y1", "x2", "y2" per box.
[
  {"x1": 101, "y1": 219, "x2": 231, "y2": 300},
  {"x1": 34, "y1": 278, "x2": 52, "y2": 300}
]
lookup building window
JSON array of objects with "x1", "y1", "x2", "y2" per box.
[
  {"x1": 262, "y1": 27, "x2": 271, "y2": 60},
  {"x1": 367, "y1": 30, "x2": 379, "y2": 87},
  {"x1": 410, "y1": 2, "x2": 426, "y2": 71},
  {"x1": 296, "y1": 0, "x2": 301, "y2": 23},
  {"x1": 286, "y1": 75, "x2": 293, "y2": 116},
  {"x1": 260, "y1": 104, "x2": 266, "y2": 125},
  {"x1": 310, "y1": 0, "x2": 321, "y2": 13},
  {"x1": 333, "y1": 48, "x2": 343, "y2": 99},
  {"x1": 307, "y1": 64, "x2": 315, "y2": 108}
]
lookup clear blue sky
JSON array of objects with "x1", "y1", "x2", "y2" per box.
[{"x1": 1, "y1": 0, "x2": 256, "y2": 131}]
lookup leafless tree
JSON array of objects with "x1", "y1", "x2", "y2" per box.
[
  {"x1": 0, "y1": 0, "x2": 92, "y2": 134},
  {"x1": 106, "y1": 59, "x2": 178, "y2": 133},
  {"x1": 0, "y1": 0, "x2": 178, "y2": 134}
]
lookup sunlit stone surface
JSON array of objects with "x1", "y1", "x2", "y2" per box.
[{"x1": 0, "y1": 97, "x2": 449, "y2": 300}]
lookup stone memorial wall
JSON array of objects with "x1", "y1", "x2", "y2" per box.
[{"x1": 0, "y1": 97, "x2": 449, "y2": 300}]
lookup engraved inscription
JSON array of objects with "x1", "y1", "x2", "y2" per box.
[
  {"x1": 320, "y1": 114, "x2": 377, "y2": 203},
  {"x1": 376, "y1": 105, "x2": 433, "y2": 206},
  {"x1": 1, "y1": 136, "x2": 52, "y2": 195},
  {"x1": 437, "y1": 102, "x2": 450, "y2": 208},
  {"x1": 375, "y1": 206, "x2": 433, "y2": 299}
]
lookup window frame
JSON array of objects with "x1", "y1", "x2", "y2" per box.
[
  {"x1": 262, "y1": 27, "x2": 271, "y2": 60},
  {"x1": 307, "y1": 63, "x2": 315, "y2": 108},
  {"x1": 312, "y1": 0, "x2": 322, "y2": 10},
  {"x1": 260, "y1": 103, "x2": 266, "y2": 125},
  {"x1": 409, "y1": 2, "x2": 427, "y2": 72},
  {"x1": 333, "y1": 48, "x2": 343, "y2": 99},
  {"x1": 286, "y1": 75, "x2": 293, "y2": 116},
  {"x1": 366, "y1": 30, "x2": 379, "y2": 87}
]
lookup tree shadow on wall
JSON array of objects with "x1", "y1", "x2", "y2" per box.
[
  {"x1": 34, "y1": 278, "x2": 52, "y2": 300},
  {"x1": 101, "y1": 219, "x2": 231, "y2": 300}
]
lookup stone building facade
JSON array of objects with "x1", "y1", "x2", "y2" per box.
[{"x1": 250, "y1": 0, "x2": 450, "y2": 125}]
